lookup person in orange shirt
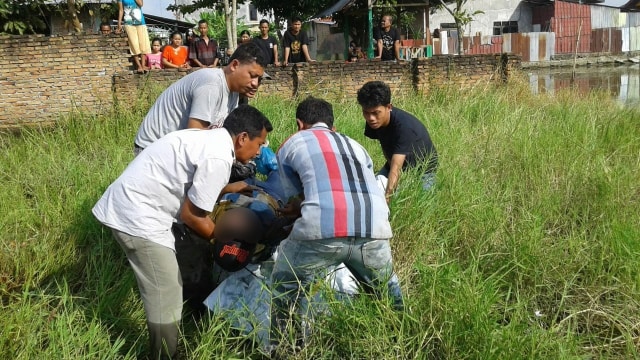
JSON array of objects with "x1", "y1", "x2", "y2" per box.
[{"x1": 162, "y1": 31, "x2": 191, "y2": 69}]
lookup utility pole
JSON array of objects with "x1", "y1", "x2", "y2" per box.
[{"x1": 368, "y1": 0, "x2": 374, "y2": 58}]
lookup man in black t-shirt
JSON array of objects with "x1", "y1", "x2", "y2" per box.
[
  {"x1": 357, "y1": 81, "x2": 438, "y2": 201},
  {"x1": 282, "y1": 17, "x2": 315, "y2": 66},
  {"x1": 253, "y1": 19, "x2": 280, "y2": 66},
  {"x1": 373, "y1": 15, "x2": 401, "y2": 61}
]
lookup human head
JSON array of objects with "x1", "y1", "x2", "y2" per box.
[
  {"x1": 214, "y1": 207, "x2": 263, "y2": 244},
  {"x1": 290, "y1": 17, "x2": 302, "y2": 34},
  {"x1": 356, "y1": 81, "x2": 393, "y2": 130},
  {"x1": 151, "y1": 37, "x2": 162, "y2": 53},
  {"x1": 198, "y1": 20, "x2": 209, "y2": 37},
  {"x1": 226, "y1": 42, "x2": 269, "y2": 98},
  {"x1": 295, "y1": 96, "x2": 334, "y2": 130},
  {"x1": 169, "y1": 31, "x2": 183, "y2": 47},
  {"x1": 100, "y1": 22, "x2": 111, "y2": 35},
  {"x1": 259, "y1": 19, "x2": 270, "y2": 36},
  {"x1": 223, "y1": 105, "x2": 273, "y2": 163},
  {"x1": 240, "y1": 30, "x2": 251, "y2": 44},
  {"x1": 212, "y1": 207, "x2": 263, "y2": 271},
  {"x1": 381, "y1": 15, "x2": 393, "y2": 30}
]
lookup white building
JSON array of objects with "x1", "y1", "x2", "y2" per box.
[{"x1": 428, "y1": 0, "x2": 534, "y2": 38}]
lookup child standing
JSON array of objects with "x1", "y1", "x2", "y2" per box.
[{"x1": 145, "y1": 38, "x2": 163, "y2": 70}]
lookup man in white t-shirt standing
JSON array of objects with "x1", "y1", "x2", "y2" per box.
[
  {"x1": 133, "y1": 42, "x2": 269, "y2": 154},
  {"x1": 93, "y1": 105, "x2": 272, "y2": 359}
]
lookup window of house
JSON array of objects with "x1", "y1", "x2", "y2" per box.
[
  {"x1": 249, "y1": 4, "x2": 258, "y2": 22},
  {"x1": 439, "y1": 23, "x2": 457, "y2": 37},
  {"x1": 493, "y1": 21, "x2": 518, "y2": 35}
]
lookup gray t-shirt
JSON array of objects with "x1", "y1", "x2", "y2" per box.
[{"x1": 134, "y1": 68, "x2": 239, "y2": 149}]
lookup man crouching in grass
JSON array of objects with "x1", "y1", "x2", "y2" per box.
[
  {"x1": 92, "y1": 105, "x2": 271, "y2": 360},
  {"x1": 268, "y1": 96, "x2": 403, "y2": 356},
  {"x1": 357, "y1": 80, "x2": 438, "y2": 202}
]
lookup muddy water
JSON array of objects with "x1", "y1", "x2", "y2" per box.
[{"x1": 527, "y1": 64, "x2": 640, "y2": 107}]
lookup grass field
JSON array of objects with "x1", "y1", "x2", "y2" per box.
[{"x1": 1, "y1": 79, "x2": 639, "y2": 359}]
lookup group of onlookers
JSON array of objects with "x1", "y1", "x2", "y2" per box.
[
  {"x1": 103, "y1": 0, "x2": 316, "y2": 73},
  {"x1": 104, "y1": 0, "x2": 407, "y2": 74}
]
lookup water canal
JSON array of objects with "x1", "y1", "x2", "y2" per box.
[{"x1": 526, "y1": 64, "x2": 640, "y2": 107}]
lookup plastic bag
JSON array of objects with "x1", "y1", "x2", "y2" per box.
[{"x1": 255, "y1": 146, "x2": 278, "y2": 175}]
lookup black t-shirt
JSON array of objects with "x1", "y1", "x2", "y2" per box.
[
  {"x1": 364, "y1": 107, "x2": 438, "y2": 173},
  {"x1": 282, "y1": 30, "x2": 309, "y2": 63},
  {"x1": 253, "y1": 35, "x2": 278, "y2": 64},
  {"x1": 373, "y1": 27, "x2": 400, "y2": 61}
]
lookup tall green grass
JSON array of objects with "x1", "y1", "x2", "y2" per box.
[{"x1": 1, "y1": 80, "x2": 639, "y2": 359}]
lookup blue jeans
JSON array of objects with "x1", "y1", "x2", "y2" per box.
[{"x1": 270, "y1": 237, "x2": 403, "y2": 346}]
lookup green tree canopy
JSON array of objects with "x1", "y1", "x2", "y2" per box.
[{"x1": 251, "y1": 0, "x2": 336, "y2": 22}]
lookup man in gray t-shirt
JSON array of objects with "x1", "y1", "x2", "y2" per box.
[{"x1": 134, "y1": 42, "x2": 268, "y2": 153}]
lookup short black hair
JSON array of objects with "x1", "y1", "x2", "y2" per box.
[
  {"x1": 357, "y1": 81, "x2": 391, "y2": 109},
  {"x1": 229, "y1": 42, "x2": 268, "y2": 68},
  {"x1": 291, "y1": 16, "x2": 302, "y2": 23},
  {"x1": 223, "y1": 104, "x2": 273, "y2": 138},
  {"x1": 296, "y1": 96, "x2": 334, "y2": 129},
  {"x1": 259, "y1": 19, "x2": 270, "y2": 26},
  {"x1": 198, "y1": 19, "x2": 207, "y2": 26}
]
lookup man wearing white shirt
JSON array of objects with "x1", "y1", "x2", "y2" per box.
[{"x1": 93, "y1": 105, "x2": 272, "y2": 359}]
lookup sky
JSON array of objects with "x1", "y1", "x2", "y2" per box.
[
  {"x1": 601, "y1": 0, "x2": 629, "y2": 6},
  {"x1": 144, "y1": 0, "x2": 174, "y2": 18}
]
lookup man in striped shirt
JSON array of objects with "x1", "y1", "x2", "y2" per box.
[{"x1": 269, "y1": 96, "x2": 403, "y2": 352}]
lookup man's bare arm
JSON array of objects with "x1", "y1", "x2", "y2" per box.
[
  {"x1": 180, "y1": 197, "x2": 215, "y2": 239},
  {"x1": 386, "y1": 154, "x2": 406, "y2": 200},
  {"x1": 187, "y1": 118, "x2": 210, "y2": 129}
]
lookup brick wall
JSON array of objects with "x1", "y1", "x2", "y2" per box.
[
  {"x1": 0, "y1": 33, "x2": 520, "y2": 129},
  {"x1": 415, "y1": 54, "x2": 521, "y2": 93},
  {"x1": 0, "y1": 33, "x2": 130, "y2": 128},
  {"x1": 256, "y1": 61, "x2": 413, "y2": 99}
]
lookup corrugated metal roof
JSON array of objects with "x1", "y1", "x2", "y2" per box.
[
  {"x1": 524, "y1": 0, "x2": 604, "y2": 5},
  {"x1": 620, "y1": 0, "x2": 640, "y2": 11},
  {"x1": 314, "y1": 0, "x2": 357, "y2": 19}
]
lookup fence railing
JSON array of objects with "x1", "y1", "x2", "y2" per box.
[{"x1": 424, "y1": 26, "x2": 639, "y2": 61}]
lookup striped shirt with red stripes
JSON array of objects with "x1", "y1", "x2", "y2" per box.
[{"x1": 277, "y1": 123, "x2": 392, "y2": 240}]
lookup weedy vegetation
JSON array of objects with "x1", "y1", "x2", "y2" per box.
[{"x1": 1, "y1": 78, "x2": 639, "y2": 359}]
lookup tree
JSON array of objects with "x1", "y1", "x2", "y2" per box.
[
  {"x1": 198, "y1": 10, "x2": 249, "y2": 47},
  {"x1": 168, "y1": 0, "x2": 244, "y2": 51},
  {"x1": 64, "y1": 0, "x2": 82, "y2": 33},
  {"x1": 0, "y1": 0, "x2": 48, "y2": 34},
  {"x1": 251, "y1": 0, "x2": 335, "y2": 22},
  {"x1": 436, "y1": 0, "x2": 483, "y2": 54},
  {"x1": 0, "y1": 0, "x2": 114, "y2": 35}
]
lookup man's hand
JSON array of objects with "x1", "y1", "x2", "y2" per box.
[
  {"x1": 180, "y1": 197, "x2": 215, "y2": 240},
  {"x1": 221, "y1": 181, "x2": 256, "y2": 196},
  {"x1": 278, "y1": 197, "x2": 302, "y2": 219}
]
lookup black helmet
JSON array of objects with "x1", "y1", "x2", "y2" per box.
[{"x1": 212, "y1": 238, "x2": 256, "y2": 272}]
